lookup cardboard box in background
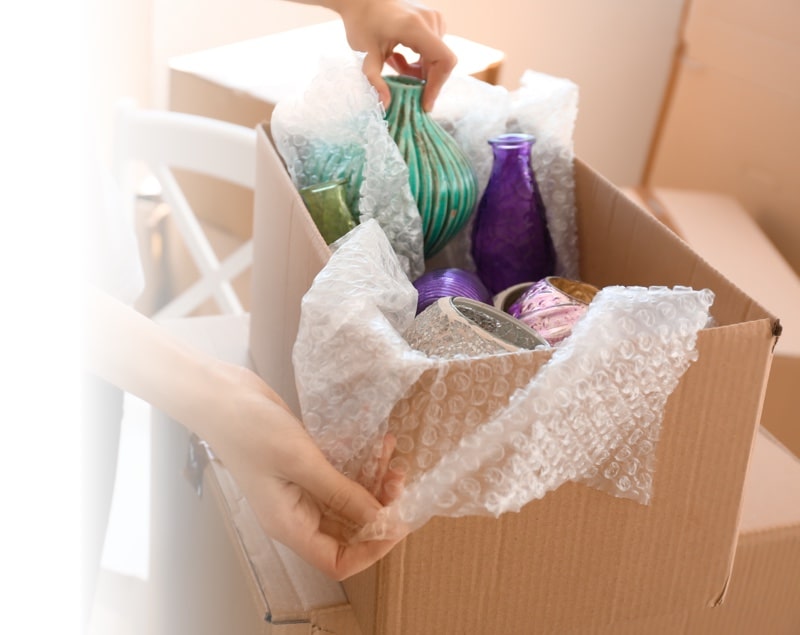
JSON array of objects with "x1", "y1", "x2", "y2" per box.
[
  {"x1": 680, "y1": 429, "x2": 800, "y2": 635},
  {"x1": 148, "y1": 316, "x2": 800, "y2": 635},
  {"x1": 626, "y1": 188, "x2": 800, "y2": 458},
  {"x1": 646, "y1": 0, "x2": 800, "y2": 277},
  {"x1": 249, "y1": 121, "x2": 778, "y2": 633},
  {"x1": 598, "y1": 427, "x2": 800, "y2": 635}
]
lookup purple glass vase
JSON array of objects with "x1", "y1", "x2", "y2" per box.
[
  {"x1": 412, "y1": 267, "x2": 492, "y2": 315},
  {"x1": 471, "y1": 133, "x2": 556, "y2": 294}
]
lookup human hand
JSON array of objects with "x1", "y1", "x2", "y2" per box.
[
  {"x1": 84, "y1": 288, "x2": 404, "y2": 578},
  {"x1": 194, "y1": 362, "x2": 406, "y2": 580},
  {"x1": 335, "y1": 0, "x2": 457, "y2": 111}
]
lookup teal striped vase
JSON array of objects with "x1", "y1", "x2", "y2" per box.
[{"x1": 384, "y1": 75, "x2": 478, "y2": 257}]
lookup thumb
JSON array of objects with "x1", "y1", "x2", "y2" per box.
[{"x1": 293, "y1": 455, "x2": 383, "y2": 527}]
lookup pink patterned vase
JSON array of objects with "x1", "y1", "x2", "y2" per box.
[{"x1": 506, "y1": 276, "x2": 599, "y2": 345}]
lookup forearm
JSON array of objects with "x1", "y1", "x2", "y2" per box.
[{"x1": 83, "y1": 285, "x2": 225, "y2": 440}]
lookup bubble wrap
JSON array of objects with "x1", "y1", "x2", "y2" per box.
[
  {"x1": 271, "y1": 54, "x2": 425, "y2": 280},
  {"x1": 426, "y1": 72, "x2": 580, "y2": 279},
  {"x1": 293, "y1": 220, "x2": 431, "y2": 480},
  {"x1": 293, "y1": 220, "x2": 714, "y2": 539}
]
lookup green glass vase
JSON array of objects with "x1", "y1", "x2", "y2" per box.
[
  {"x1": 299, "y1": 179, "x2": 357, "y2": 245},
  {"x1": 384, "y1": 75, "x2": 478, "y2": 257}
]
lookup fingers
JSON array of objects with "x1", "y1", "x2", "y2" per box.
[
  {"x1": 288, "y1": 448, "x2": 383, "y2": 527},
  {"x1": 308, "y1": 528, "x2": 402, "y2": 581},
  {"x1": 259, "y1": 484, "x2": 402, "y2": 581},
  {"x1": 373, "y1": 433, "x2": 406, "y2": 506},
  {"x1": 391, "y1": 32, "x2": 456, "y2": 111},
  {"x1": 348, "y1": 3, "x2": 456, "y2": 112},
  {"x1": 332, "y1": 535, "x2": 403, "y2": 580},
  {"x1": 369, "y1": 432, "x2": 396, "y2": 496},
  {"x1": 377, "y1": 466, "x2": 406, "y2": 506},
  {"x1": 386, "y1": 51, "x2": 423, "y2": 79},
  {"x1": 390, "y1": 6, "x2": 457, "y2": 110},
  {"x1": 383, "y1": 46, "x2": 456, "y2": 112},
  {"x1": 404, "y1": 25, "x2": 457, "y2": 111},
  {"x1": 362, "y1": 49, "x2": 392, "y2": 109}
]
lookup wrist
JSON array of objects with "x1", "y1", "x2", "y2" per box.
[
  {"x1": 167, "y1": 354, "x2": 240, "y2": 443},
  {"x1": 327, "y1": 0, "x2": 381, "y2": 20}
]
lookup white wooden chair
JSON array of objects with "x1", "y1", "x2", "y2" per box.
[{"x1": 113, "y1": 98, "x2": 257, "y2": 320}]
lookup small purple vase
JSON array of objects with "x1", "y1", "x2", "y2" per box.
[
  {"x1": 471, "y1": 133, "x2": 556, "y2": 294},
  {"x1": 412, "y1": 267, "x2": 492, "y2": 315}
]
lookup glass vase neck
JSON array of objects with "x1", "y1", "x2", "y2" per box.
[
  {"x1": 489, "y1": 133, "x2": 536, "y2": 153},
  {"x1": 385, "y1": 74, "x2": 425, "y2": 92},
  {"x1": 384, "y1": 75, "x2": 425, "y2": 113}
]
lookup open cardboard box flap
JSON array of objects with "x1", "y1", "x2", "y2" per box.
[
  {"x1": 249, "y1": 122, "x2": 778, "y2": 633},
  {"x1": 628, "y1": 186, "x2": 800, "y2": 458}
]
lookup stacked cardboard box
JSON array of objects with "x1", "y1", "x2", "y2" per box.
[
  {"x1": 627, "y1": 0, "x2": 800, "y2": 466},
  {"x1": 646, "y1": 0, "x2": 800, "y2": 276}
]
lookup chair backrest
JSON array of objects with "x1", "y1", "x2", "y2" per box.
[{"x1": 113, "y1": 98, "x2": 258, "y2": 319}]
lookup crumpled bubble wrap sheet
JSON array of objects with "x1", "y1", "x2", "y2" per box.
[
  {"x1": 428, "y1": 71, "x2": 580, "y2": 279},
  {"x1": 271, "y1": 54, "x2": 425, "y2": 280},
  {"x1": 293, "y1": 220, "x2": 714, "y2": 539}
]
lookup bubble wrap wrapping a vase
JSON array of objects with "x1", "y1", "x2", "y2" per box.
[
  {"x1": 272, "y1": 56, "x2": 578, "y2": 281},
  {"x1": 271, "y1": 54, "x2": 425, "y2": 280},
  {"x1": 293, "y1": 221, "x2": 714, "y2": 539}
]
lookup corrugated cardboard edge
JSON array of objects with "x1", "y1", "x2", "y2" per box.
[
  {"x1": 708, "y1": 340, "x2": 772, "y2": 608},
  {"x1": 163, "y1": 315, "x2": 358, "y2": 633},
  {"x1": 575, "y1": 157, "x2": 774, "y2": 329},
  {"x1": 631, "y1": 186, "x2": 800, "y2": 458},
  {"x1": 576, "y1": 162, "x2": 778, "y2": 609},
  {"x1": 584, "y1": 428, "x2": 800, "y2": 633},
  {"x1": 250, "y1": 122, "x2": 331, "y2": 415},
  {"x1": 208, "y1": 460, "x2": 361, "y2": 635},
  {"x1": 677, "y1": 428, "x2": 800, "y2": 633}
]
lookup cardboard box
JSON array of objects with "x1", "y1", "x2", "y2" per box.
[
  {"x1": 168, "y1": 20, "x2": 505, "y2": 242},
  {"x1": 149, "y1": 317, "x2": 800, "y2": 635},
  {"x1": 249, "y1": 122, "x2": 779, "y2": 632},
  {"x1": 625, "y1": 187, "x2": 800, "y2": 458},
  {"x1": 646, "y1": 0, "x2": 800, "y2": 276},
  {"x1": 606, "y1": 428, "x2": 800, "y2": 635},
  {"x1": 677, "y1": 429, "x2": 800, "y2": 634}
]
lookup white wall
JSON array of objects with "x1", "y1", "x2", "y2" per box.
[
  {"x1": 91, "y1": 0, "x2": 686, "y2": 185},
  {"x1": 86, "y1": 0, "x2": 154, "y2": 163}
]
